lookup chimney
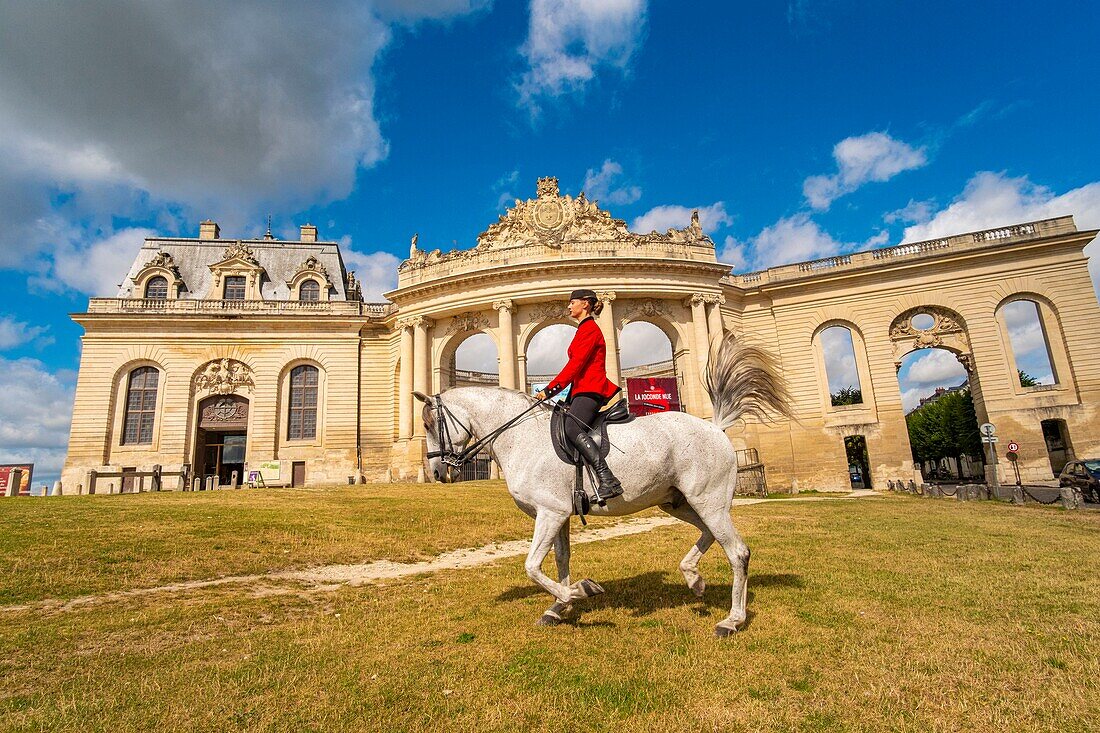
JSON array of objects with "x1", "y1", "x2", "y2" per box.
[
  {"x1": 299, "y1": 223, "x2": 318, "y2": 243},
  {"x1": 199, "y1": 220, "x2": 220, "y2": 240}
]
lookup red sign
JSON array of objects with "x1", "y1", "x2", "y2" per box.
[
  {"x1": 626, "y1": 377, "x2": 681, "y2": 417},
  {"x1": 0, "y1": 464, "x2": 34, "y2": 496},
  {"x1": 1007, "y1": 441, "x2": 1019, "y2": 452}
]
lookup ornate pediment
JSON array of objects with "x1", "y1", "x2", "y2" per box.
[
  {"x1": 194, "y1": 358, "x2": 255, "y2": 395},
  {"x1": 475, "y1": 176, "x2": 634, "y2": 250},
  {"x1": 133, "y1": 250, "x2": 182, "y2": 281},
  {"x1": 218, "y1": 241, "x2": 260, "y2": 267},
  {"x1": 398, "y1": 177, "x2": 715, "y2": 273}
]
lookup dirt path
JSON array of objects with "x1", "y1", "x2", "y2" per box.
[{"x1": 7, "y1": 492, "x2": 878, "y2": 613}]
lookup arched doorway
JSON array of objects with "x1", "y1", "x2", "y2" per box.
[
  {"x1": 619, "y1": 320, "x2": 682, "y2": 415},
  {"x1": 438, "y1": 331, "x2": 499, "y2": 391},
  {"x1": 195, "y1": 394, "x2": 249, "y2": 486},
  {"x1": 525, "y1": 323, "x2": 577, "y2": 396},
  {"x1": 891, "y1": 306, "x2": 984, "y2": 483}
]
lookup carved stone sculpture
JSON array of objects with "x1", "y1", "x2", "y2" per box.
[{"x1": 194, "y1": 358, "x2": 255, "y2": 395}]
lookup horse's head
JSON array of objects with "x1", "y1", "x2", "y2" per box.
[{"x1": 414, "y1": 391, "x2": 473, "y2": 483}]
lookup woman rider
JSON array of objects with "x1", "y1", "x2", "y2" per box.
[{"x1": 534, "y1": 289, "x2": 623, "y2": 500}]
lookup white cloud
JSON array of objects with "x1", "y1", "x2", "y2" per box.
[
  {"x1": 0, "y1": 316, "x2": 50, "y2": 350},
  {"x1": 631, "y1": 202, "x2": 732, "y2": 235},
  {"x1": 32, "y1": 227, "x2": 155, "y2": 297},
  {"x1": 884, "y1": 198, "x2": 935, "y2": 225},
  {"x1": 517, "y1": 0, "x2": 647, "y2": 114},
  {"x1": 493, "y1": 169, "x2": 521, "y2": 211},
  {"x1": 340, "y1": 242, "x2": 402, "y2": 302},
  {"x1": 454, "y1": 332, "x2": 498, "y2": 373},
  {"x1": 582, "y1": 159, "x2": 641, "y2": 205},
  {"x1": 719, "y1": 236, "x2": 750, "y2": 271},
  {"x1": 804, "y1": 132, "x2": 928, "y2": 211},
  {"x1": 526, "y1": 323, "x2": 575, "y2": 375},
  {"x1": 619, "y1": 321, "x2": 672, "y2": 369},
  {"x1": 819, "y1": 325, "x2": 860, "y2": 394},
  {"x1": 0, "y1": 357, "x2": 76, "y2": 488},
  {"x1": 748, "y1": 213, "x2": 845, "y2": 269},
  {"x1": 906, "y1": 348, "x2": 968, "y2": 385},
  {"x1": 0, "y1": 2, "x2": 487, "y2": 274},
  {"x1": 899, "y1": 172, "x2": 1100, "y2": 296}
]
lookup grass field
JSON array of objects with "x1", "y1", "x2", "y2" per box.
[{"x1": 2, "y1": 485, "x2": 1099, "y2": 732}]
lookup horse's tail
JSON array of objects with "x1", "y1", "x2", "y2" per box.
[{"x1": 703, "y1": 332, "x2": 793, "y2": 431}]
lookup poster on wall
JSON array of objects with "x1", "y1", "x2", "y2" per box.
[
  {"x1": 626, "y1": 377, "x2": 681, "y2": 417},
  {"x1": 0, "y1": 464, "x2": 34, "y2": 496}
]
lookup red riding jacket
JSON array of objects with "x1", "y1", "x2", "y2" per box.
[{"x1": 545, "y1": 317, "x2": 619, "y2": 400}]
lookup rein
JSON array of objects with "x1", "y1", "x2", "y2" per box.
[{"x1": 426, "y1": 394, "x2": 549, "y2": 468}]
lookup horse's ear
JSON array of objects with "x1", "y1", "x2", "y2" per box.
[{"x1": 412, "y1": 391, "x2": 430, "y2": 404}]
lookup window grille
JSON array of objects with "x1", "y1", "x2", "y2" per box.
[
  {"x1": 224, "y1": 276, "x2": 246, "y2": 300},
  {"x1": 288, "y1": 365, "x2": 318, "y2": 440},
  {"x1": 123, "y1": 366, "x2": 159, "y2": 445},
  {"x1": 299, "y1": 280, "x2": 320, "y2": 301},
  {"x1": 145, "y1": 276, "x2": 168, "y2": 300}
]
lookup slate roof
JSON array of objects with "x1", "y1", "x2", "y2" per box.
[{"x1": 118, "y1": 237, "x2": 352, "y2": 301}]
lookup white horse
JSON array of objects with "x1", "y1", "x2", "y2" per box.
[{"x1": 414, "y1": 335, "x2": 790, "y2": 636}]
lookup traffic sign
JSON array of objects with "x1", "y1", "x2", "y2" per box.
[
  {"x1": 981, "y1": 436, "x2": 999, "y2": 444},
  {"x1": 1007, "y1": 441, "x2": 1019, "y2": 452},
  {"x1": 980, "y1": 423, "x2": 996, "y2": 437},
  {"x1": 1006, "y1": 451, "x2": 1018, "y2": 462}
]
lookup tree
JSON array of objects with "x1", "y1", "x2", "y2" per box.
[
  {"x1": 1018, "y1": 370, "x2": 1039, "y2": 387},
  {"x1": 831, "y1": 386, "x2": 863, "y2": 406},
  {"x1": 906, "y1": 388, "x2": 981, "y2": 476}
]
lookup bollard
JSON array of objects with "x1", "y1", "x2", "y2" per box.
[
  {"x1": 1060, "y1": 487, "x2": 1081, "y2": 510},
  {"x1": 205, "y1": 476, "x2": 215, "y2": 492},
  {"x1": 1012, "y1": 486, "x2": 1024, "y2": 505},
  {"x1": 107, "y1": 482, "x2": 115, "y2": 495},
  {"x1": 52, "y1": 481, "x2": 63, "y2": 497},
  {"x1": 191, "y1": 476, "x2": 201, "y2": 492},
  {"x1": 956, "y1": 486, "x2": 967, "y2": 502},
  {"x1": 230, "y1": 470, "x2": 239, "y2": 489},
  {"x1": 5, "y1": 469, "x2": 21, "y2": 497},
  {"x1": 86, "y1": 469, "x2": 97, "y2": 495}
]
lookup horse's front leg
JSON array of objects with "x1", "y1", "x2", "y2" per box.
[
  {"x1": 538, "y1": 521, "x2": 575, "y2": 626},
  {"x1": 525, "y1": 510, "x2": 604, "y2": 610}
]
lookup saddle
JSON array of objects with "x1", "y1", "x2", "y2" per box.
[{"x1": 550, "y1": 395, "x2": 634, "y2": 521}]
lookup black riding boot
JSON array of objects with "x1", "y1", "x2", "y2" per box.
[{"x1": 572, "y1": 432, "x2": 623, "y2": 501}]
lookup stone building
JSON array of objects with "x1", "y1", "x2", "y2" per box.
[{"x1": 62, "y1": 178, "x2": 1100, "y2": 492}]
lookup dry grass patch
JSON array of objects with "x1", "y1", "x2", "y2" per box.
[{"x1": 2, "y1": 494, "x2": 1098, "y2": 731}]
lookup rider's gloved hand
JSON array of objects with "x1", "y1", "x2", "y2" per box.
[{"x1": 534, "y1": 390, "x2": 547, "y2": 401}]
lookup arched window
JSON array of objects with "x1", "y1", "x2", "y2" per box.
[
  {"x1": 819, "y1": 326, "x2": 863, "y2": 406},
  {"x1": 144, "y1": 276, "x2": 169, "y2": 300},
  {"x1": 123, "y1": 366, "x2": 159, "y2": 445},
  {"x1": 288, "y1": 365, "x2": 318, "y2": 440},
  {"x1": 1001, "y1": 299, "x2": 1056, "y2": 387},
  {"x1": 299, "y1": 279, "x2": 320, "y2": 302}
]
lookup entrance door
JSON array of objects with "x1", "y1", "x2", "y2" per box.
[
  {"x1": 1041, "y1": 419, "x2": 1073, "y2": 475},
  {"x1": 292, "y1": 461, "x2": 306, "y2": 487},
  {"x1": 196, "y1": 395, "x2": 249, "y2": 485},
  {"x1": 845, "y1": 435, "x2": 872, "y2": 489}
]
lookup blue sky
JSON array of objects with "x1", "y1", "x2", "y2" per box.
[{"x1": 2, "y1": 0, "x2": 1098, "y2": 485}]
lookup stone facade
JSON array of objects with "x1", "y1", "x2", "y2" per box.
[{"x1": 62, "y1": 179, "x2": 1100, "y2": 492}]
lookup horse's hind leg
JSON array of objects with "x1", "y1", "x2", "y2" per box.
[
  {"x1": 538, "y1": 521, "x2": 575, "y2": 626},
  {"x1": 690, "y1": 503, "x2": 751, "y2": 637},
  {"x1": 659, "y1": 501, "x2": 714, "y2": 598}
]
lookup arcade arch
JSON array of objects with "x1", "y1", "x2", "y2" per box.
[
  {"x1": 439, "y1": 330, "x2": 499, "y2": 391},
  {"x1": 524, "y1": 323, "x2": 576, "y2": 394}
]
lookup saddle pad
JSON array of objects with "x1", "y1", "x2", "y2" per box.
[{"x1": 550, "y1": 402, "x2": 611, "y2": 466}]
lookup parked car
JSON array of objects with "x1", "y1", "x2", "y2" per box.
[{"x1": 1059, "y1": 459, "x2": 1100, "y2": 503}]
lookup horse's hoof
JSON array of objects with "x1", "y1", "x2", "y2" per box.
[
  {"x1": 577, "y1": 579, "x2": 605, "y2": 598},
  {"x1": 689, "y1": 577, "x2": 706, "y2": 598},
  {"x1": 714, "y1": 622, "x2": 739, "y2": 638}
]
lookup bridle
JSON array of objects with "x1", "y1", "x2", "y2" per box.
[{"x1": 424, "y1": 393, "x2": 548, "y2": 468}]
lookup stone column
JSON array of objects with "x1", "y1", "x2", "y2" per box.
[
  {"x1": 412, "y1": 317, "x2": 430, "y2": 437},
  {"x1": 689, "y1": 294, "x2": 713, "y2": 417},
  {"x1": 517, "y1": 353, "x2": 528, "y2": 394},
  {"x1": 494, "y1": 300, "x2": 517, "y2": 389},
  {"x1": 597, "y1": 291, "x2": 621, "y2": 386},
  {"x1": 705, "y1": 294, "x2": 725, "y2": 344},
  {"x1": 398, "y1": 319, "x2": 414, "y2": 440}
]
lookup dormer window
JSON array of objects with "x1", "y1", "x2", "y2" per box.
[
  {"x1": 224, "y1": 276, "x2": 246, "y2": 300},
  {"x1": 299, "y1": 280, "x2": 320, "y2": 302},
  {"x1": 145, "y1": 276, "x2": 169, "y2": 300}
]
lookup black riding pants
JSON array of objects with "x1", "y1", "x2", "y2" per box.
[{"x1": 565, "y1": 393, "x2": 603, "y2": 445}]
